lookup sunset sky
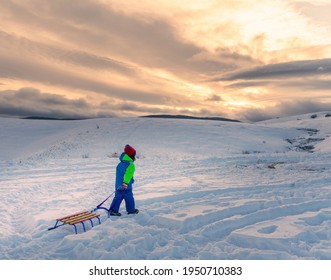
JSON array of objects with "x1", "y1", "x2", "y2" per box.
[{"x1": 1, "y1": 0, "x2": 331, "y2": 121}]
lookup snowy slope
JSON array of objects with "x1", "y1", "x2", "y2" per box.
[{"x1": 0, "y1": 113, "x2": 331, "y2": 260}]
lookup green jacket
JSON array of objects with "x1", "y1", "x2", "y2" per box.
[{"x1": 115, "y1": 152, "x2": 135, "y2": 189}]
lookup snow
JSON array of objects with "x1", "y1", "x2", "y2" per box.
[{"x1": 1, "y1": 112, "x2": 331, "y2": 260}]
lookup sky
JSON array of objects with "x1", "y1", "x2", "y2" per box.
[{"x1": 0, "y1": 0, "x2": 331, "y2": 122}]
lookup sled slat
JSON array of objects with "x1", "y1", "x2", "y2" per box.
[
  {"x1": 66, "y1": 213, "x2": 100, "y2": 225},
  {"x1": 57, "y1": 211, "x2": 90, "y2": 221}
]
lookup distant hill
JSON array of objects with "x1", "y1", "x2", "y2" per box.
[
  {"x1": 22, "y1": 116, "x2": 83, "y2": 121},
  {"x1": 141, "y1": 114, "x2": 241, "y2": 123},
  {"x1": 21, "y1": 115, "x2": 241, "y2": 122}
]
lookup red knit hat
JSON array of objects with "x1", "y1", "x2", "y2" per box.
[{"x1": 124, "y1": 144, "x2": 136, "y2": 158}]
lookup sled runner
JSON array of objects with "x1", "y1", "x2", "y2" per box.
[{"x1": 48, "y1": 211, "x2": 101, "y2": 234}]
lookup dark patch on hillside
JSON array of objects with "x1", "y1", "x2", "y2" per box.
[
  {"x1": 141, "y1": 114, "x2": 241, "y2": 123},
  {"x1": 22, "y1": 116, "x2": 84, "y2": 121}
]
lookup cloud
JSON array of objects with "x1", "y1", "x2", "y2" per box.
[
  {"x1": 1, "y1": 0, "x2": 331, "y2": 121},
  {"x1": 0, "y1": 52, "x2": 169, "y2": 106},
  {"x1": 0, "y1": 88, "x2": 114, "y2": 119},
  {"x1": 0, "y1": 31, "x2": 138, "y2": 78},
  {"x1": 206, "y1": 94, "x2": 223, "y2": 102},
  {"x1": 279, "y1": 78, "x2": 331, "y2": 91},
  {"x1": 1, "y1": 1, "x2": 195, "y2": 70},
  {"x1": 293, "y1": 1, "x2": 331, "y2": 31},
  {"x1": 225, "y1": 81, "x2": 272, "y2": 88},
  {"x1": 216, "y1": 59, "x2": 331, "y2": 81},
  {"x1": 0, "y1": 0, "x2": 256, "y2": 79},
  {"x1": 0, "y1": 87, "x2": 209, "y2": 119},
  {"x1": 0, "y1": 1, "x2": 232, "y2": 115}
]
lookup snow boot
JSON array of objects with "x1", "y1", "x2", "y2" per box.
[
  {"x1": 109, "y1": 210, "x2": 121, "y2": 216},
  {"x1": 128, "y1": 209, "x2": 139, "y2": 215}
]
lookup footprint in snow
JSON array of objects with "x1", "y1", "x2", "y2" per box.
[{"x1": 257, "y1": 225, "x2": 278, "y2": 234}]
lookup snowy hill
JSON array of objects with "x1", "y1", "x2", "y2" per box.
[{"x1": 0, "y1": 112, "x2": 331, "y2": 259}]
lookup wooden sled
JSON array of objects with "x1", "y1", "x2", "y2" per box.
[{"x1": 48, "y1": 211, "x2": 101, "y2": 234}]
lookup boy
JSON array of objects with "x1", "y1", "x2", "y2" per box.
[{"x1": 109, "y1": 144, "x2": 139, "y2": 216}]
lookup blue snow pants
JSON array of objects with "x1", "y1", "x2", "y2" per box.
[{"x1": 109, "y1": 188, "x2": 135, "y2": 213}]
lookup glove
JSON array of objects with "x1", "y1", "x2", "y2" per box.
[{"x1": 119, "y1": 183, "x2": 128, "y2": 190}]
